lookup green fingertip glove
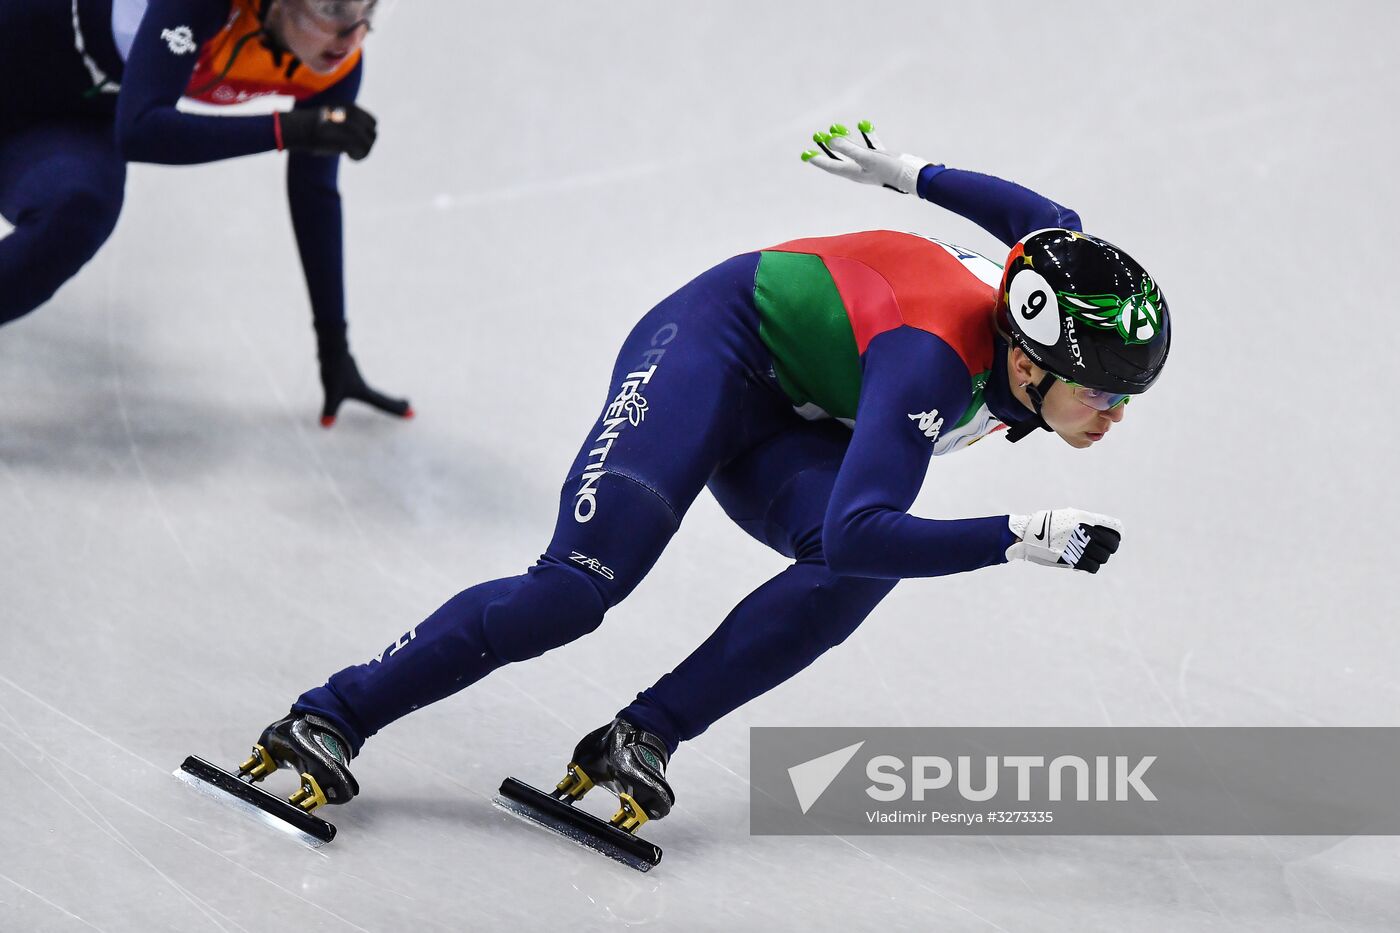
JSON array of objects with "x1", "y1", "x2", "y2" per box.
[{"x1": 800, "y1": 119, "x2": 929, "y2": 195}]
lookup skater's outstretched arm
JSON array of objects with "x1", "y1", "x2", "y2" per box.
[
  {"x1": 116, "y1": 0, "x2": 279, "y2": 163},
  {"x1": 821, "y1": 327, "x2": 1015, "y2": 579},
  {"x1": 803, "y1": 121, "x2": 1081, "y2": 246},
  {"x1": 287, "y1": 69, "x2": 411, "y2": 425},
  {"x1": 917, "y1": 166, "x2": 1081, "y2": 247},
  {"x1": 116, "y1": 0, "x2": 373, "y2": 166}
]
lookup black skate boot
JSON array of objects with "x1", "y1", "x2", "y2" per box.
[
  {"x1": 237, "y1": 713, "x2": 359, "y2": 812},
  {"x1": 495, "y1": 718, "x2": 670, "y2": 869},
  {"x1": 557, "y1": 718, "x2": 675, "y2": 830}
]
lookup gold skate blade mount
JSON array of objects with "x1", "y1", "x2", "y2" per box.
[
  {"x1": 608, "y1": 793, "x2": 648, "y2": 833},
  {"x1": 237, "y1": 744, "x2": 277, "y2": 781},
  {"x1": 494, "y1": 777, "x2": 662, "y2": 872},
  {"x1": 289, "y1": 773, "x2": 330, "y2": 812},
  {"x1": 555, "y1": 762, "x2": 594, "y2": 800},
  {"x1": 553, "y1": 762, "x2": 650, "y2": 828},
  {"x1": 175, "y1": 756, "x2": 337, "y2": 847}
]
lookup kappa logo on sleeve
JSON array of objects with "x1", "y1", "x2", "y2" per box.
[
  {"x1": 908, "y1": 409, "x2": 944, "y2": 442},
  {"x1": 161, "y1": 26, "x2": 197, "y2": 55}
]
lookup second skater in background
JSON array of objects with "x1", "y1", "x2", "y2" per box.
[
  {"x1": 224, "y1": 122, "x2": 1172, "y2": 846},
  {"x1": 0, "y1": 0, "x2": 409, "y2": 426}
]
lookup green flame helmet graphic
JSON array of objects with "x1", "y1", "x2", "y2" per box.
[{"x1": 1056, "y1": 276, "x2": 1164, "y2": 346}]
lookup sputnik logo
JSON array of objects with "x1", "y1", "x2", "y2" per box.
[{"x1": 788, "y1": 741, "x2": 865, "y2": 814}]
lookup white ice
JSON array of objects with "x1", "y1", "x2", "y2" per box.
[{"x1": 3, "y1": 1, "x2": 1399, "y2": 930}]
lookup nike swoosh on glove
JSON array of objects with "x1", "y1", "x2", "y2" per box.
[{"x1": 1006, "y1": 509, "x2": 1123, "y2": 573}]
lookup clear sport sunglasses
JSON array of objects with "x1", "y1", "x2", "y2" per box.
[
  {"x1": 1055, "y1": 376, "x2": 1132, "y2": 411},
  {"x1": 290, "y1": 0, "x2": 379, "y2": 38}
]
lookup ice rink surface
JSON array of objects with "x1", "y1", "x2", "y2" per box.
[{"x1": 3, "y1": 1, "x2": 1400, "y2": 929}]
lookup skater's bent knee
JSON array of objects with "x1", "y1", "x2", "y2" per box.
[
  {"x1": 566, "y1": 468, "x2": 681, "y2": 529},
  {"x1": 794, "y1": 572, "x2": 897, "y2": 651},
  {"x1": 479, "y1": 563, "x2": 608, "y2": 663},
  {"x1": 47, "y1": 186, "x2": 123, "y2": 247}
]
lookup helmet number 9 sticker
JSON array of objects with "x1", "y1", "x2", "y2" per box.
[{"x1": 1009, "y1": 268, "x2": 1060, "y2": 346}]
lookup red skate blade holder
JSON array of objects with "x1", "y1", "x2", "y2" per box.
[
  {"x1": 494, "y1": 777, "x2": 663, "y2": 872},
  {"x1": 175, "y1": 755, "x2": 337, "y2": 847}
]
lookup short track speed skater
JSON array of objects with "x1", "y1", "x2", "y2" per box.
[
  {"x1": 495, "y1": 719, "x2": 673, "y2": 872},
  {"x1": 174, "y1": 713, "x2": 358, "y2": 847}
]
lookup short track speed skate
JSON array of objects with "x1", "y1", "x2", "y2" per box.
[
  {"x1": 496, "y1": 719, "x2": 674, "y2": 872},
  {"x1": 175, "y1": 713, "x2": 358, "y2": 847}
]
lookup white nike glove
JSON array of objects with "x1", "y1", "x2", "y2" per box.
[
  {"x1": 1006, "y1": 509, "x2": 1124, "y2": 573},
  {"x1": 801, "y1": 121, "x2": 930, "y2": 195}
]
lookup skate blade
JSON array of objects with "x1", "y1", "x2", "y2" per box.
[
  {"x1": 494, "y1": 777, "x2": 662, "y2": 872},
  {"x1": 174, "y1": 756, "x2": 336, "y2": 848}
]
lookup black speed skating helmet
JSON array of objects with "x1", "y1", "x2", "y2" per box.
[{"x1": 997, "y1": 229, "x2": 1171, "y2": 396}]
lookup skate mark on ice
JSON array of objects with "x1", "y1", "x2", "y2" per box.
[
  {"x1": 0, "y1": 677, "x2": 374, "y2": 932},
  {"x1": 1180, "y1": 660, "x2": 1327, "y2": 726},
  {"x1": 0, "y1": 870, "x2": 107, "y2": 932},
  {"x1": 0, "y1": 673, "x2": 167, "y2": 770},
  {"x1": 0, "y1": 716, "x2": 247, "y2": 933},
  {"x1": 856, "y1": 640, "x2": 912, "y2": 726},
  {"x1": 382, "y1": 747, "x2": 495, "y2": 805},
  {"x1": 1125, "y1": 634, "x2": 1330, "y2": 920},
  {"x1": 419, "y1": 163, "x2": 672, "y2": 215},
  {"x1": 739, "y1": 764, "x2": 1025, "y2": 929},
  {"x1": 1093, "y1": 649, "x2": 1331, "y2": 922},
  {"x1": 371, "y1": 51, "x2": 917, "y2": 222},
  {"x1": 1117, "y1": 627, "x2": 1327, "y2": 918},
  {"x1": 330, "y1": 866, "x2": 419, "y2": 905},
  {"x1": 1106, "y1": 621, "x2": 1227, "y2": 917},
  {"x1": 830, "y1": 835, "x2": 1013, "y2": 931},
  {"x1": 228, "y1": 317, "x2": 419, "y2": 597},
  {"x1": 986, "y1": 838, "x2": 1038, "y2": 899},
  {"x1": 104, "y1": 298, "x2": 196, "y2": 573},
  {"x1": 1, "y1": 725, "x2": 369, "y2": 932},
  {"x1": 1176, "y1": 650, "x2": 1194, "y2": 715},
  {"x1": 1086, "y1": 666, "x2": 1117, "y2": 730},
  {"x1": 493, "y1": 667, "x2": 580, "y2": 735},
  {"x1": 1113, "y1": 615, "x2": 1188, "y2": 729}
]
